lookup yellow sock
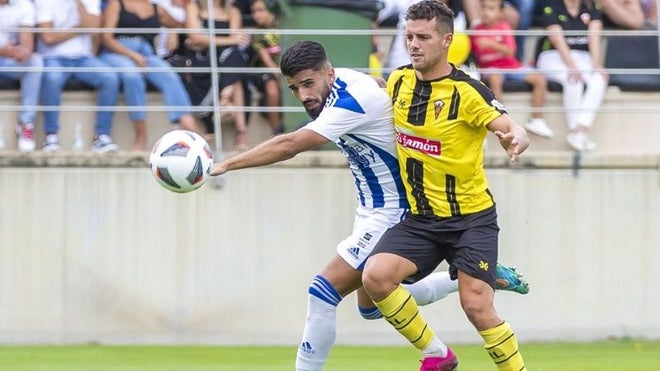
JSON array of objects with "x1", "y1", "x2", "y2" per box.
[
  {"x1": 479, "y1": 322, "x2": 526, "y2": 371},
  {"x1": 374, "y1": 285, "x2": 435, "y2": 350}
]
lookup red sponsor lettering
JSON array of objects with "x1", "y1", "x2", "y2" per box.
[{"x1": 396, "y1": 132, "x2": 441, "y2": 155}]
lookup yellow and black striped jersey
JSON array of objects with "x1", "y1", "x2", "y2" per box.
[{"x1": 387, "y1": 65, "x2": 505, "y2": 217}]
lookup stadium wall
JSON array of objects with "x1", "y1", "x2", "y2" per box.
[{"x1": 0, "y1": 152, "x2": 659, "y2": 346}]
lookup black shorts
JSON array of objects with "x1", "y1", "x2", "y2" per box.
[{"x1": 370, "y1": 206, "x2": 500, "y2": 287}]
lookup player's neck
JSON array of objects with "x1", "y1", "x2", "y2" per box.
[{"x1": 416, "y1": 62, "x2": 453, "y2": 81}]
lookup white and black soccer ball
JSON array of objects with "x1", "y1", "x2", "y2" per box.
[{"x1": 149, "y1": 130, "x2": 213, "y2": 193}]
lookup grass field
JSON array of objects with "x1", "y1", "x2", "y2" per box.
[{"x1": 0, "y1": 340, "x2": 658, "y2": 371}]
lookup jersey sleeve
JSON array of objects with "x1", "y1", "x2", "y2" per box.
[
  {"x1": 303, "y1": 106, "x2": 366, "y2": 142},
  {"x1": 463, "y1": 83, "x2": 505, "y2": 128}
]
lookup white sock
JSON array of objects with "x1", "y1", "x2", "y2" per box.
[
  {"x1": 295, "y1": 277, "x2": 341, "y2": 371},
  {"x1": 403, "y1": 271, "x2": 458, "y2": 306},
  {"x1": 422, "y1": 336, "x2": 449, "y2": 358}
]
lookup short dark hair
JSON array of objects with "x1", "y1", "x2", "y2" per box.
[
  {"x1": 279, "y1": 40, "x2": 329, "y2": 77},
  {"x1": 405, "y1": 0, "x2": 455, "y2": 34}
]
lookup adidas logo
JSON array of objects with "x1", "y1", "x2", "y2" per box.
[
  {"x1": 300, "y1": 341, "x2": 315, "y2": 354},
  {"x1": 347, "y1": 246, "x2": 360, "y2": 259}
]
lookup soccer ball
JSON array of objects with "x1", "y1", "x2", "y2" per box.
[{"x1": 149, "y1": 130, "x2": 213, "y2": 193}]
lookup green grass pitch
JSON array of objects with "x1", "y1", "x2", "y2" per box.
[{"x1": 0, "y1": 340, "x2": 658, "y2": 370}]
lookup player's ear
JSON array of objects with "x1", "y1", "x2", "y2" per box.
[
  {"x1": 443, "y1": 33, "x2": 453, "y2": 49},
  {"x1": 326, "y1": 67, "x2": 335, "y2": 84}
]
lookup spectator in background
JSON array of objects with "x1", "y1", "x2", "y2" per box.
[
  {"x1": 0, "y1": 0, "x2": 42, "y2": 153},
  {"x1": 501, "y1": 0, "x2": 537, "y2": 61},
  {"x1": 230, "y1": 0, "x2": 256, "y2": 27},
  {"x1": 100, "y1": 0, "x2": 204, "y2": 151},
  {"x1": 536, "y1": 0, "x2": 607, "y2": 151},
  {"x1": 35, "y1": 0, "x2": 121, "y2": 153},
  {"x1": 244, "y1": 0, "x2": 282, "y2": 135},
  {"x1": 471, "y1": 0, "x2": 553, "y2": 138},
  {"x1": 641, "y1": 0, "x2": 657, "y2": 28},
  {"x1": 598, "y1": 0, "x2": 645, "y2": 29},
  {"x1": 151, "y1": 0, "x2": 187, "y2": 58},
  {"x1": 183, "y1": 0, "x2": 251, "y2": 150}
]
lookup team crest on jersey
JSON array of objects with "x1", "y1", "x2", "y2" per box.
[
  {"x1": 433, "y1": 100, "x2": 444, "y2": 119},
  {"x1": 396, "y1": 99, "x2": 406, "y2": 109},
  {"x1": 396, "y1": 131, "x2": 441, "y2": 155}
]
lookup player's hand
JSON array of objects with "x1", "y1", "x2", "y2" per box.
[
  {"x1": 210, "y1": 162, "x2": 228, "y2": 176},
  {"x1": 494, "y1": 130, "x2": 520, "y2": 162}
]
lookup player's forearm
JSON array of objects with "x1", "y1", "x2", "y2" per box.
[{"x1": 217, "y1": 135, "x2": 298, "y2": 173}]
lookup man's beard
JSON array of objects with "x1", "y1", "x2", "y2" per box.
[{"x1": 304, "y1": 85, "x2": 331, "y2": 120}]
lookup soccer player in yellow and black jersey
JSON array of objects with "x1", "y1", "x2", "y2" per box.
[{"x1": 362, "y1": 1, "x2": 530, "y2": 371}]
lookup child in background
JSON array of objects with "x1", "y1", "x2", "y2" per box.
[
  {"x1": 470, "y1": 0, "x2": 554, "y2": 138},
  {"x1": 245, "y1": 0, "x2": 283, "y2": 135}
]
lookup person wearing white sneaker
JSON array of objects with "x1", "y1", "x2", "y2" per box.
[
  {"x1": 0, "y1": 0, "x2": 43, "y2": 153},
  {"x1": 536, "y1": 0, "x2": 607, "y2": 151},
  {"x1": 35, "y1": 0, "x2": 121, "y2": 154},
  {"x1": 91, "y1": 134, "x2": 119, "y2": 153},
  {"x1": 525, "y1": 117, "x2": 554, "y2": 138},
  {"x1": 42, "y1": 133, "x2": 61, "y2": 153},
  {"x1": 470, "y1": 0, "x2": 554, "y2": 140},
  {"x1": 566, "y1": 128, "x2": 596, "y2": 152}
]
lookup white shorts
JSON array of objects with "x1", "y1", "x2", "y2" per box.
[{"x1": 336, "y1": 205, "x2": 407, "y2": 270}]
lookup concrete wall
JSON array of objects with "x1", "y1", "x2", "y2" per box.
[{"x1": 0, "y1": 152, "x2": 658, "y2": 345}]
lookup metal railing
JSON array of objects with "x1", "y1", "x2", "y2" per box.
[{"x1": 2, "y1": 22, "x2": 660, "y2": 146}]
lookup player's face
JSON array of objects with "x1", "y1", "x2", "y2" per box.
[
  {"x1": 406, "y1": 18, "x2": 452, "y2": 77},
  {"x1": 285, "y1": 67, "x2": 335, "y2": 119}
]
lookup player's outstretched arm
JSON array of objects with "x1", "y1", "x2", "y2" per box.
[
  {"x1": 210, "y1": 129, "x2": 329, "y2": 176},
  {"x1": 487, "y1": 114, "x2": 530, "y2": 162}
]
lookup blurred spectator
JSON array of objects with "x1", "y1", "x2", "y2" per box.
[
  {"x1": 598, "y1": 0, "x2": 645, "y2": 29},
  {"x1": 640, "y1": 0, "x2": 657, "y2": 28},
  {"x1": 384, "y1": 0, "x2": 480, "y2": 70},
  {"x1": 471, "y1": 0, "x2": 553, "y2": 138},
  {"x1": 182, "y1": 0, "x2": 251, "y2": 150},
  {"x1": 244, "y1": 0, "x2": 282, "y2": 135},
  {"x1": 230, "y1": 0, "x2": 256, "y2": 27},
  {"x1": 501, "y1": 0, "x2": 537, "y2": 61},
  {"x1": 35, "y1": 0, "x2": 121, "y2": 153},
  {"x1": 151, "y1": 0, "x2": 187, "y2": 57},
  {"x1": 100, "y1": 0, "x2": 204, "y2": 151},
  {"x1": 536, "y1": 0, "x2": 607, "y2": 151},
  {"x1": 0, "y1": 0, "x2": 42, "y2": 152}
]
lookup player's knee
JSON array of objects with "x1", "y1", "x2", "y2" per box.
[
  {"x1": 307, "y1": 275, "x2": 342, "y2": 307},
  {"x1": 358, "y1": 306, "x2": 383, "y2": 320}
]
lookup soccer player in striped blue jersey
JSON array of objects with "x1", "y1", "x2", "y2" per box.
[{"x1": 209, "y1": 40, "x2": 527, "y2": 371}]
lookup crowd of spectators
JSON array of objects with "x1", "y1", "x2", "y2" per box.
[
  {"x1": 0, "y1": 0, "x2": 282, "y2": 153},
  {"x1": 0, "y1": 0, "x2": 658, "y2": 153},
  {"x1": 377, "y1": 0, "x2": 659, "y2": 152}
]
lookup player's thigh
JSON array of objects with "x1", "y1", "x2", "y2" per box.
[
  {"x1": 451, "y1": 207, "x2": 500, "y2": 287},
  {"x1": 336, "y1": 206, "x2": 406, "y2": 271},
  {"x1": 368, "y1": 215, "x2": 447, "y2": 284}
]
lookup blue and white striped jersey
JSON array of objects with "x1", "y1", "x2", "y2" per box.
[{"x1": 303, "y1": 68, "x2": 409, "y2": 209}]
